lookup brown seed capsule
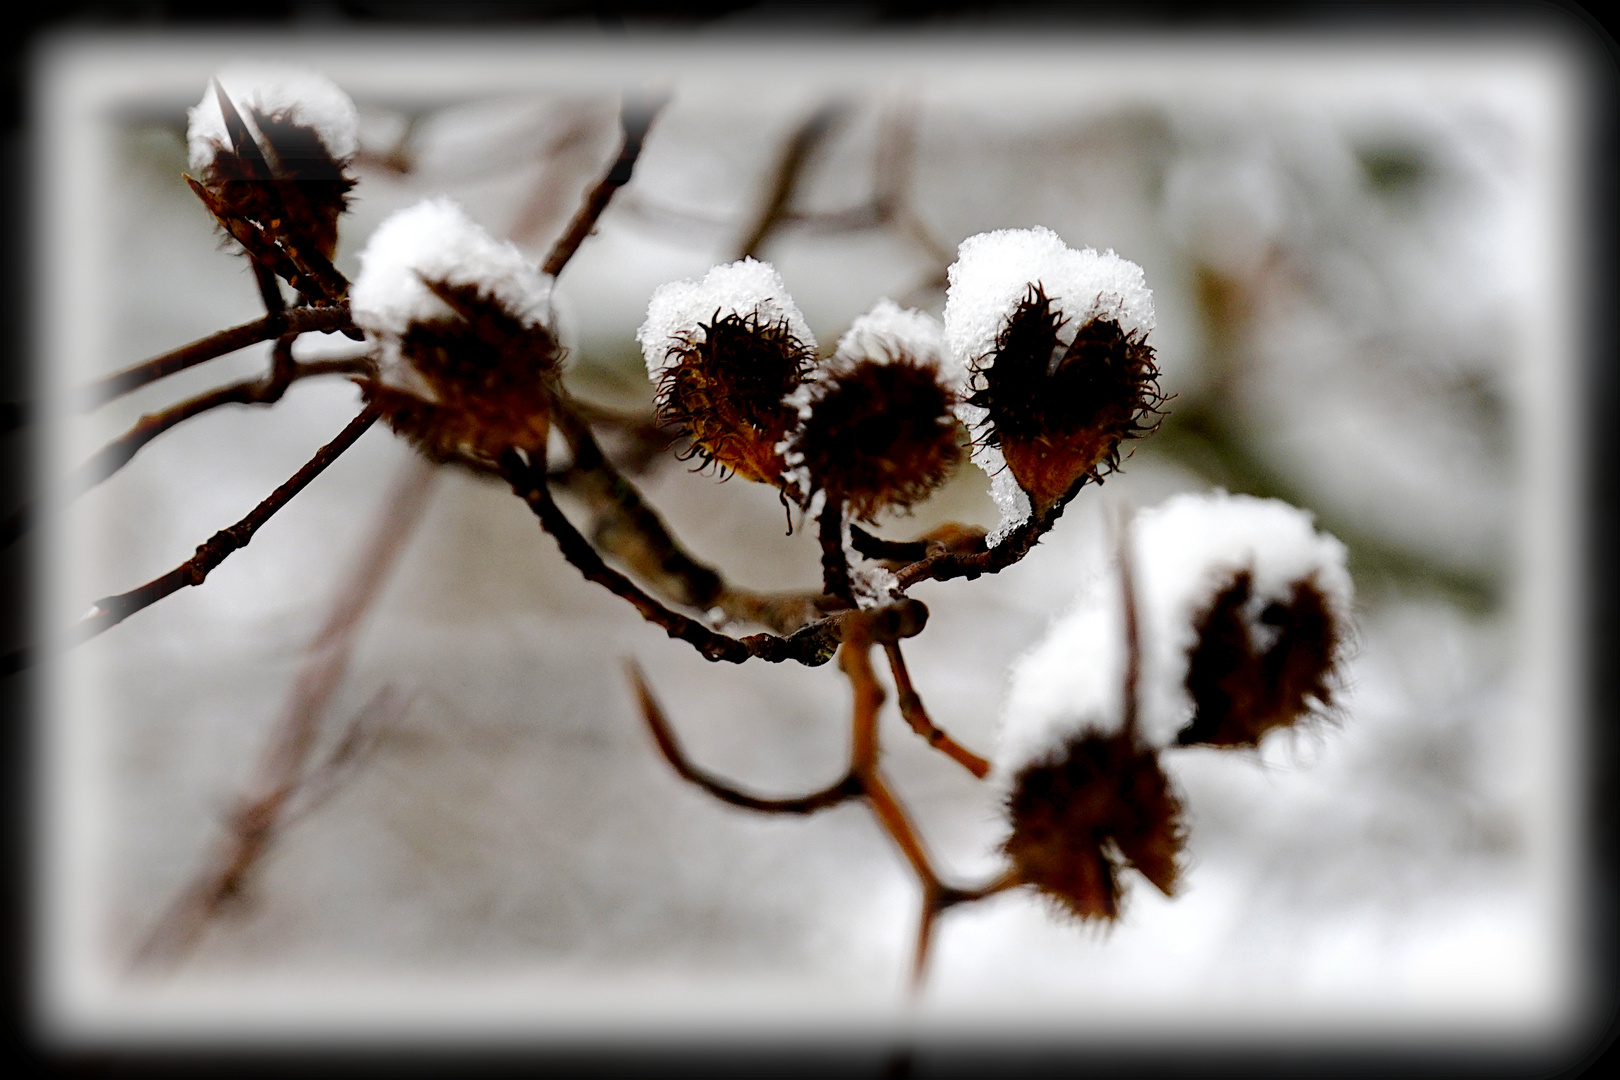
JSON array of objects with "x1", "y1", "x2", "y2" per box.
[
  {"x1": 1176, "y1": 570, "x2": 1342, "y2": 748},
  {"x1": 1002, "y1": 730, "x2": 1185, "y2": 922},
  {"x1": 350, "y1": 198, "x2": 562, "y2": 464},
  {"x1": 944, "y1": 229, "x2": 1164, "y2": 536},
  {"x1": 638, "y1": 259, "x2": 817, "y2": 485},
  {"x1": 185, "y1": 67, "x2": 359, "y2": 274},
  {"x1": 966, "y1": 286, "x2": 1163, "y2": 511},
  {"x1": 783, "y1": 302, "x2": 963, "y2": 520}
]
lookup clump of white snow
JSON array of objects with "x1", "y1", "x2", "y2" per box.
[
  {"x1": 187, "y1": 61, "x2": 360, "y2": 173},
  {"x1": 636, "y1": 258, "x2": 816, "y2": 381},
  {"x1": 941, "y1": 227, "x2": 1155, "y2": 547},
  {"x1": 351, "y1": 197, "x2": 555, "y2": 338},
  {"x1": 996, "y1": 491, "x2": 1352, "y2": 777},
  {"x1": 830, "y1": 298, "x2": 945, "y2": 371}
]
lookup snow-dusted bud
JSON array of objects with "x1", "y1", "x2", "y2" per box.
[
  {"x1": 1001, "y1": 730, "x2": 1185, "y2": 923},
  {"x1": 186, "y1": 62, "x2": 359, "y2": 264},
  {"x1": 351, "y1": 198, "x2": 562, "y2": 462},
  {"x1": 637, "y1": 259, "x2": 816, "y2": 484},
  {"x1": 780, "y1": 300, "x2": 963, "y2": 520},
  {"x1": 944, "y1": 227, "x2": 1163, "y2": 543},
  {"x1": 1136, "y1": 492, "x2": 1353, "y2": 748}
]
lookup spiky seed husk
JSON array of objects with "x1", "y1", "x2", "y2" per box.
[
  {"x1": 195, "y1": 106, "x2": 356, "y2": 261},
  {"x1": 363, "y1": 281, "x2": 561, "y2": 462},
  {"x1": 1176, "y1": 571, "x2": 1341, "y2": 748},
  {"x1": 656, "y1": 311, "x2": 814, "y2": 484},
  {"x1": 968, "y1": 286, "x2": 1163, "y2": 510},
  {"x1": 789, "y1": 357, "x2": 963, "y2": 521},
  {"x1": 1003, "y1": 730, "x2": 1185, "y2": 922}
]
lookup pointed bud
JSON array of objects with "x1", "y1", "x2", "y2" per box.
[
  {"x1": 780, "y1": 300, "x2": 963, "y2": 520},
  {"x1": 944, "y1": 227, "x2": 1163, "y2": 542},
  {"x1": 637, "y1": 259, "x2": 816, "y2": 484},
  {"x1": 350, "y1": 198, "x2": 562, "y2": 462}
]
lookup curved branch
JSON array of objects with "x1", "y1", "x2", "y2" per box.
[{"x1": 626, "y1": 661, "x2": 860, "y2": 815}]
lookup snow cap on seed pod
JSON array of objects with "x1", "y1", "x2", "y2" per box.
[
  {"x1": 943, "y1": 227, "x2": 1163, "y2": 545},
  {"x1": 350, "y1": 197, "x2": 562, "y2": 462},
  {"x1": 637, "y1": 259, "x2": 817, "y2": 485},
  {"x1": 186, "y1": 62, "x2": 359, "y2": 262},
  {"x1": 779, "y1": 299, "x2": 964, "y2": 520}
]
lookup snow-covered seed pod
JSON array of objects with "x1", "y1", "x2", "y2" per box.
[
  {"x1": 350, "y1": 197, "x2": 562, "y2": 461},
  {"x1": 1138, "y1": 492, "x2": 1354, "y2": 748},
  {"x1": 186, "y1": 62, "x2": 359, "y2": 262},
  {"x1": 780, "y1": 299, "x2": 963, "y2": 521},
  {"x1": 999, "y1": 490, "x2": 1353, "y2": 761},
  {"x1": 1001, "y1": 730, "x2": 1185, "y2": 923},
  {"x1": 943, "y1": 227, "x2": 1163, "y2": 544},
  {"x1": 637, "y1": 259, "x2": 816, "y2": 485}
]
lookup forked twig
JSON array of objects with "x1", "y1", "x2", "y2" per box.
[{"x1": 131, "y1": 455, "x2": 437, "y2": 970}]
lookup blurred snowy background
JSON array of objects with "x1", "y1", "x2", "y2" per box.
[{"x1": 36, "y1": 34, "x2": 1582, "y2": 1046}]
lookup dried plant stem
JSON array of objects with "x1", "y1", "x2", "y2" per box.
[
  {"x1": 66, "y1": 403, "x2": 380, "y2": 648},
  {"x1": 131, "y1": 454, "x2": 436, "y2": 970},
  {"x1": 542, "y1": 91, "x2": 669, "y2": 277},
  {"x1": 882, "y1": 642, "x2": 990, "y2": 778},
  {"x1": 1116, "y1": 506, "x2": 1143, "y2": 739},
  {"x1": 81, "y1": 305, "x2": 355, "y2": 408}
]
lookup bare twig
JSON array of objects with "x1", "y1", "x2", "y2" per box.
[
  {"x1": 1116, "y1": 506, "x2": 1142, "y2": 741},
  {"x1": 64, "y1": 403, "x2": 381, "y2": 649},
  {"x1": 131, "y1": 455, "x2": 437, "y2": 970},
  {"x1": 73, "y1": 359, "x2": 373, "y2": 498},
  {"x1": 817, "y1": 495, "x2": 854, "y2": 606},
  {"x1": 882, "y1": 641, "x2": 990, "y2": 779},
  {"x1": 736, "y1": 101, "x2": 846, "y2": 259},
  {"x1": 501, "y1": 446, "x2": 923, "y2": 666},
  {"x1": 80, "y1": 305, "x2": 354, "y2": 408},
  {"x1": 541, "y1": 91, "x2": 670, "y2": 277},
  {"x1": 282, "y1": 685, "x2": 414, "y2": 825},
  {"x1": 627, "y1": 661, "x2": 860, "y2": 814}
]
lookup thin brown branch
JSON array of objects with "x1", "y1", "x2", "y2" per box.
[
  {"x1": 501, "y1": 446, "x2": 923, "y2": 666},
  {"x1": 892, "y1": 495, "x2": 1081, "y2": 589},
  {"x1": 883, "y1": 642, "x2": 990, "y2": 779},
  {"x1": 71, "y1": 358, "x2": 373, "y2": 497},
  {"x1": 80, "y1": 305, "x2": 355, "y2": 408},
  {"x1": 1116, "y1": 505, "x2": 1142, "y2": 740},
  {"x1": 64, "y1": 403, "x2": 380, "y2": 650},
  {"x1": 550, "y1": 397, "x2": 832, "y2": 636},
  {"x1": 131, "y1": 455, "x2": 437, "y2": 970},
  {"x1": 736, "y1": 101, "x2": 846, "y2": 260},
  {"x1": 626, "y1": 661, "x2": 860, "y2": 814},
  {"x1": 818, "y1": 495, "x2": 853, "y2": 606},
  {"x1": 541, "y1": 91, "x2": 670, "y2": 277},
  {"x1": 282, "y1": 685, "x2": 414, "y2": 825}
]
